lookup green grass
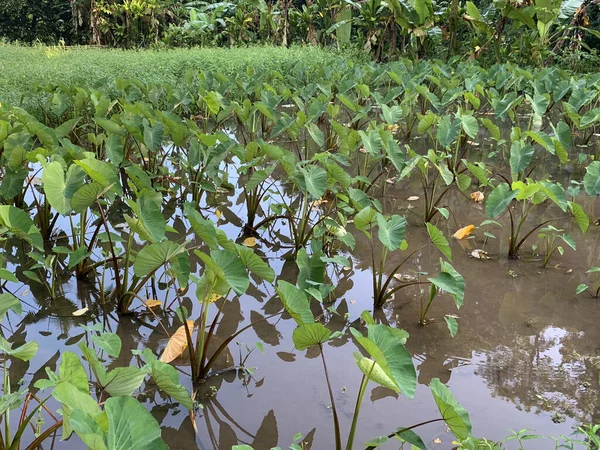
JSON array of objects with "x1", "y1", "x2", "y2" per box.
[{"x1": 0, "y1": 44, "x2": 360, "y2": 106}]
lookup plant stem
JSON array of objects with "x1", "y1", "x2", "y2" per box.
[{"x1": 319, "y1": 343, "x2": 342, "y2": 450}]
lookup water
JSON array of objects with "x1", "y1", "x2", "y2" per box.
[{"x1": 3, "y1": 144, "x2": 600, "y2": 450}]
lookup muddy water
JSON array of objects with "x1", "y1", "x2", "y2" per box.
[{"x1": 5, "y1": 152, "x2": 600, "y2": 449}]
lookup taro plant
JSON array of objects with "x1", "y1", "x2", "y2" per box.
[
  {"x1": 156, "y1": 203, "x2": 278, "y2": 383},
  {"x1": 537, "y1": 225, "x2": 576, "y2": 268},
  {"x1": 353, "y1": 205, "x2": 424, "y2": 308},
  {"x1": 576, "y1": 267, "x2": 600, "y2": 297},
  {"x1": 276, "y1": 281, "x2": 477, "y2": 450}
]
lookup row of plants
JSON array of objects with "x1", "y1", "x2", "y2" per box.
[
  {"x1": 3, "y1": 0, "x2": 600, "y2": 67},
  {"x1": 0, "y1": 57, "x2": 599, "y2": 447}
]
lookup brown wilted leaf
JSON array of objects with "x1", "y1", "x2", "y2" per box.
[
  {"x1": 242, "y1": 237, "x2": 256, "y2": 247},
  {"x1": 470, "y1": 191, "x2": 485, "y2": 203},
  {"x1": 159, "y1": 320, "x2": 195, "y2": 363},
  {"x1": 453, "y1": 224, "x2": 475, "y2": 240},
  {"x1": 145, "y1": 299, "x2": 162, "y2": 309}
]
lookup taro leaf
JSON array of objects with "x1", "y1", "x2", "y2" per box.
[
  {"x1": 148, "y1": 359, "x2": 193, "y2": 411},
  {"x1": 136, "y1": 194, "x2": 166, "y2": 243},
  {"x1": 0, "y1": 205, "x2": 44, "y2": 250},
  {"x1": 184, "y1": 202, "x2": 219, "y2": 250},
  {"x1": 75, "y1": 158, "x2": 120, "y2": 194},
  {"x1": 105, "y1": 134, "x2": 125, "y2": 166},
  {"x1": 41, "y1": 162, "x2": 85, "y2": 216},
  {"x1": 381, "y1": 104, "x2": 403, "y2": 125},
  {"x1": 306, "y1": 123, "x2": 324, "y2": 148},
  {"x1": 417, "y1": 112, "x2": 438, "y2": 135},
  {"x1": 437, "y1": 116, "x2": 461, "y2": 148},
  {"x1": 53, "y1": 381, "x2": 102, "y2": 439},
  {"x1": 59, "y1": 351, "x2": 89, "y2": 394},
  {"x1": 584, "y1": 161, "x2": 600, "y2": 195},
  {"x1": 0, "y1": 293, "x2": 22, "y2": 320},
  {"x1": 429, "y1": 378, "x2": 472, "y2": 440},
  {"x1": 576, "y1": 284, "x2": 589, "y2": 294},
  {"x1": 101, "y1": 367, "x2": 146, "y2": 397},
  {"x1": 480, "y1": 118, "x2": 500, "y2": 141},
  {"x1": 292, "y1": 323, "x2": 331, "y2": 351},
  {"x1": 354, "y1": 206, "x2": 377, "y2": 231},
  {"x1": 426, "y1": 223, "x2": 452, "y2": 261},
  {"x1": 210, "y1": 250, "x2": 249, "y2": 295},
  {"x1": 445, "y1": 316, "x2": 459, "y2": 337},
  {"x1": 91, "y1": 333, "x2": 122, "y2": 358},
  {"x1": 301, "y1": 165, "x2": 327, "y2": 198},
  {"x1": 0, "y1": 391, "x2": 26, "y2": 417},
  {"x1": 68, "y1": 246, "x2": 91, "y2": 270},
  {"x1": 71, "y1": 182, "x2": 105, "y2": 213},
  {"x1": 133, "y1": 241, "x2": 188, "y2": 278},
  {"x1": 509, "y1": 142, "x2": 534, "y2": 178},
  {"x1": 351, "y1": 325, "x2": 416, "y2": 398},
  {"x1": 0, "y1": 337, "x2": 38, "y2": 361},
  {"x1": 377, "y1": 214, "x2": 406, "y2": 251},
  {"x1": 359, "y1": 129, "x2": 383, "y2": 154},
  {"x1": 353, "y1": 353, "x2": 399, "y2": 393},
  {"x1": 560, "y1": 234, "x2": 576, "y2": 251},
  {"x1": 237, "y1": 246, "x2": 275, "y2": 283},
  {"x1": 69, "y1": 409, "x2": 108, "y2": 450},
  {"x1": 297, "y1": 248, "x2": 326, "y2": 292},
  {"x1": 460, "y1": 114, "x2": 478, "y2": 139},
  {"x1": 486, "y1": 183, "x2": 518, "y2": 218},
  {"x1": 429, "y1": 260, "x2": 465, "y2": 308},
  {"x1": 143, "y1": 121, "x2": 165, "y2": 153},
  {"x1": 105, "y1": 396, "x2": 169, "y2": 450},
  {"x1": 276, "y1": 280, "x2": 314, "y2": 325},
  {"x1": 568, "y1": 202, "x2": 589, "y2": 233}
]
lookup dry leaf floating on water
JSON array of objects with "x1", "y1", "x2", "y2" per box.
[
  {"x1": 453, "y1": 224, "x2": 475, "y2": 240},
  {"x1": 159, "y1": 320, "x2": 195, "y2": 363}
]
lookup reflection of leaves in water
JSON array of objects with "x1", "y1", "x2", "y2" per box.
[
  {"x1": 218, "y1": 421, "x2": 238, "y2": 450},
  {"x1": 305, "y1": 345, "x2": 321, "y2": 359},
  {"x1": 370, "y1": 386, "x2": 399, "y2": 402},
  {"x1": 251, "y1": 410, "x2": 278, "y2": 449},
  {"x1": 216, "y1": 298, "x2": 244, "y2": 340},
  {"x1": 30, "y1": 350, "x2": 60, "y2": 394},
  {"x1": 263, "y1": 294, "x2": 285, "y2": 315},
  {"x1": 276, "y1": 352, "x2": 296, "y2": 362},
  {"x1": 250, "y1": 310, "x2": 280, "y2": 346}
]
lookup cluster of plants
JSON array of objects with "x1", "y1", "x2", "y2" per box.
[
  {"x1": 2, "y1": 0, "x2": 600, "y2": 66},
  {"x1": 0, "y1": 56, "x2": 599, "y2": 447}
]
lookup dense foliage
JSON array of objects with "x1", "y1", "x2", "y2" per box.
[
  {"x1": 0, "y1": 54, "x2": 599, "y2": 447},
  {"x1": 1, "y1": 0, "x2": 600, "y2": 67}
]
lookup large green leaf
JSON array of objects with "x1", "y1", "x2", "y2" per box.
[
  {"x1": 301, "y1": 165, "x2": 327, "y2": 198},
  {"x1": 429, "y1": 260, "x2": 465, "y2": 308},
  {"x1": 351, "y1": 325, "x2": 416, "y2": 398},
  {"x1": 133, "y1": 241, "x2": 188, "y2": 278},
  {"x1": 486, "y1": 183, "x2": 518, "y2": 218},
  {"x1": 75, "y1": 158, "x2": 121, "y2": 194},
  {"x1": 430, "y1": 378, "x2": 472, "y2": 440},
  {"x1": 149, "y1": 359, "x2": 193, "y2": 411},
  {"x1": 71, "y1": 182, "x2": 105, "y2": 213},
  {"x1": 143, "y1": 122, "x2": 165, "y2": 153},
  {"x1": 296, "y1": 247, "x2": 326, "y2": 292},
  {"x1": 58, "y1": 351, "x2": 89, "y2": 394},
  {"x1": 0, "y1": 205, "x2": 44, "y2": 250},
  {"x1": 437, "y1": 116, "x2": 461, "y2": 148},
  {"x1": 426, "y1": 223, "x2": 452, "y2": 261},
  {"x1": 584, "y1": 161, "x2": 600, "y2": 195},
  {"x1": 210, "y1": 249, "x2": 249, "y2": 295},
  {"x1": 0, "y1": 337, "x2": 38, "y2": 361},
  {"x1": 184, "y1": 202, "x2": 219, "y2": 250},
  {"x1": 137, "y1": 195, "x2": 166, "y2": 242},
  {"x1": 92, "y1": 333, "x2": 122, "y2": 358},
  {"x1": 101, "y1": 367, "x2": 146, "y2": 397},
  {"x1": 377, "y1": 214, "x2": 406, "y2": 251},
  {"x1": 0, "y1": 293, "x2": 22, "y2": 321},
  {"x1": 106, "y1": 396, "x2": 169, "y2": 450},
  {"x1": 293, "y1": 323, "x2": 331, "y2": 350},
  {"x1": 42, "y1": 162, "x2": 85, "y2": 216},
  {"x1": 509, "y1": 142, "x2": 534, "y2": 178},
  {"x1": 354, "y1": 206, "x2": 377, "y2": 231},
  {"x1": 276, "y1": 280, "x2": 314, "y2": 325},
  {"x1": 237, "y1": 246, "x2": 275, "y2": 283},
  {"x1": 569, "y1": 201, "x2": 589, "y2": 233}
]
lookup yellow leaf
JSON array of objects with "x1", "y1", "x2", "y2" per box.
[
  {"x1": 470, "y1": 191, "x2": 485, "y2": 203},
  {"x1": 407, "y1": 196, "x2": 419, "y2": 201},
  {"x1": 242, "y1": 237, "x2": 256, "y2": 247},
  {"x1": 215, "y1": 209, "x2": 222, "y2": 220},
  {"x1": 145, "y1": 299, "x2": 162, "y2": 309},
  {"x1": 72, "y1": 307, "x2": 89, "y2": 316},
  {"x1": 159, "y1": 320, "x2": 195, "y2": 363},
  {"x1": 208, "y1": 293, "x2": 221, "y2": 303},
  {"x1": 453, "y1": 224, "x2": 475, "y2": 240},
  {"x1": 433, "y1": 438, "x2": 442, "y2": 444}
]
